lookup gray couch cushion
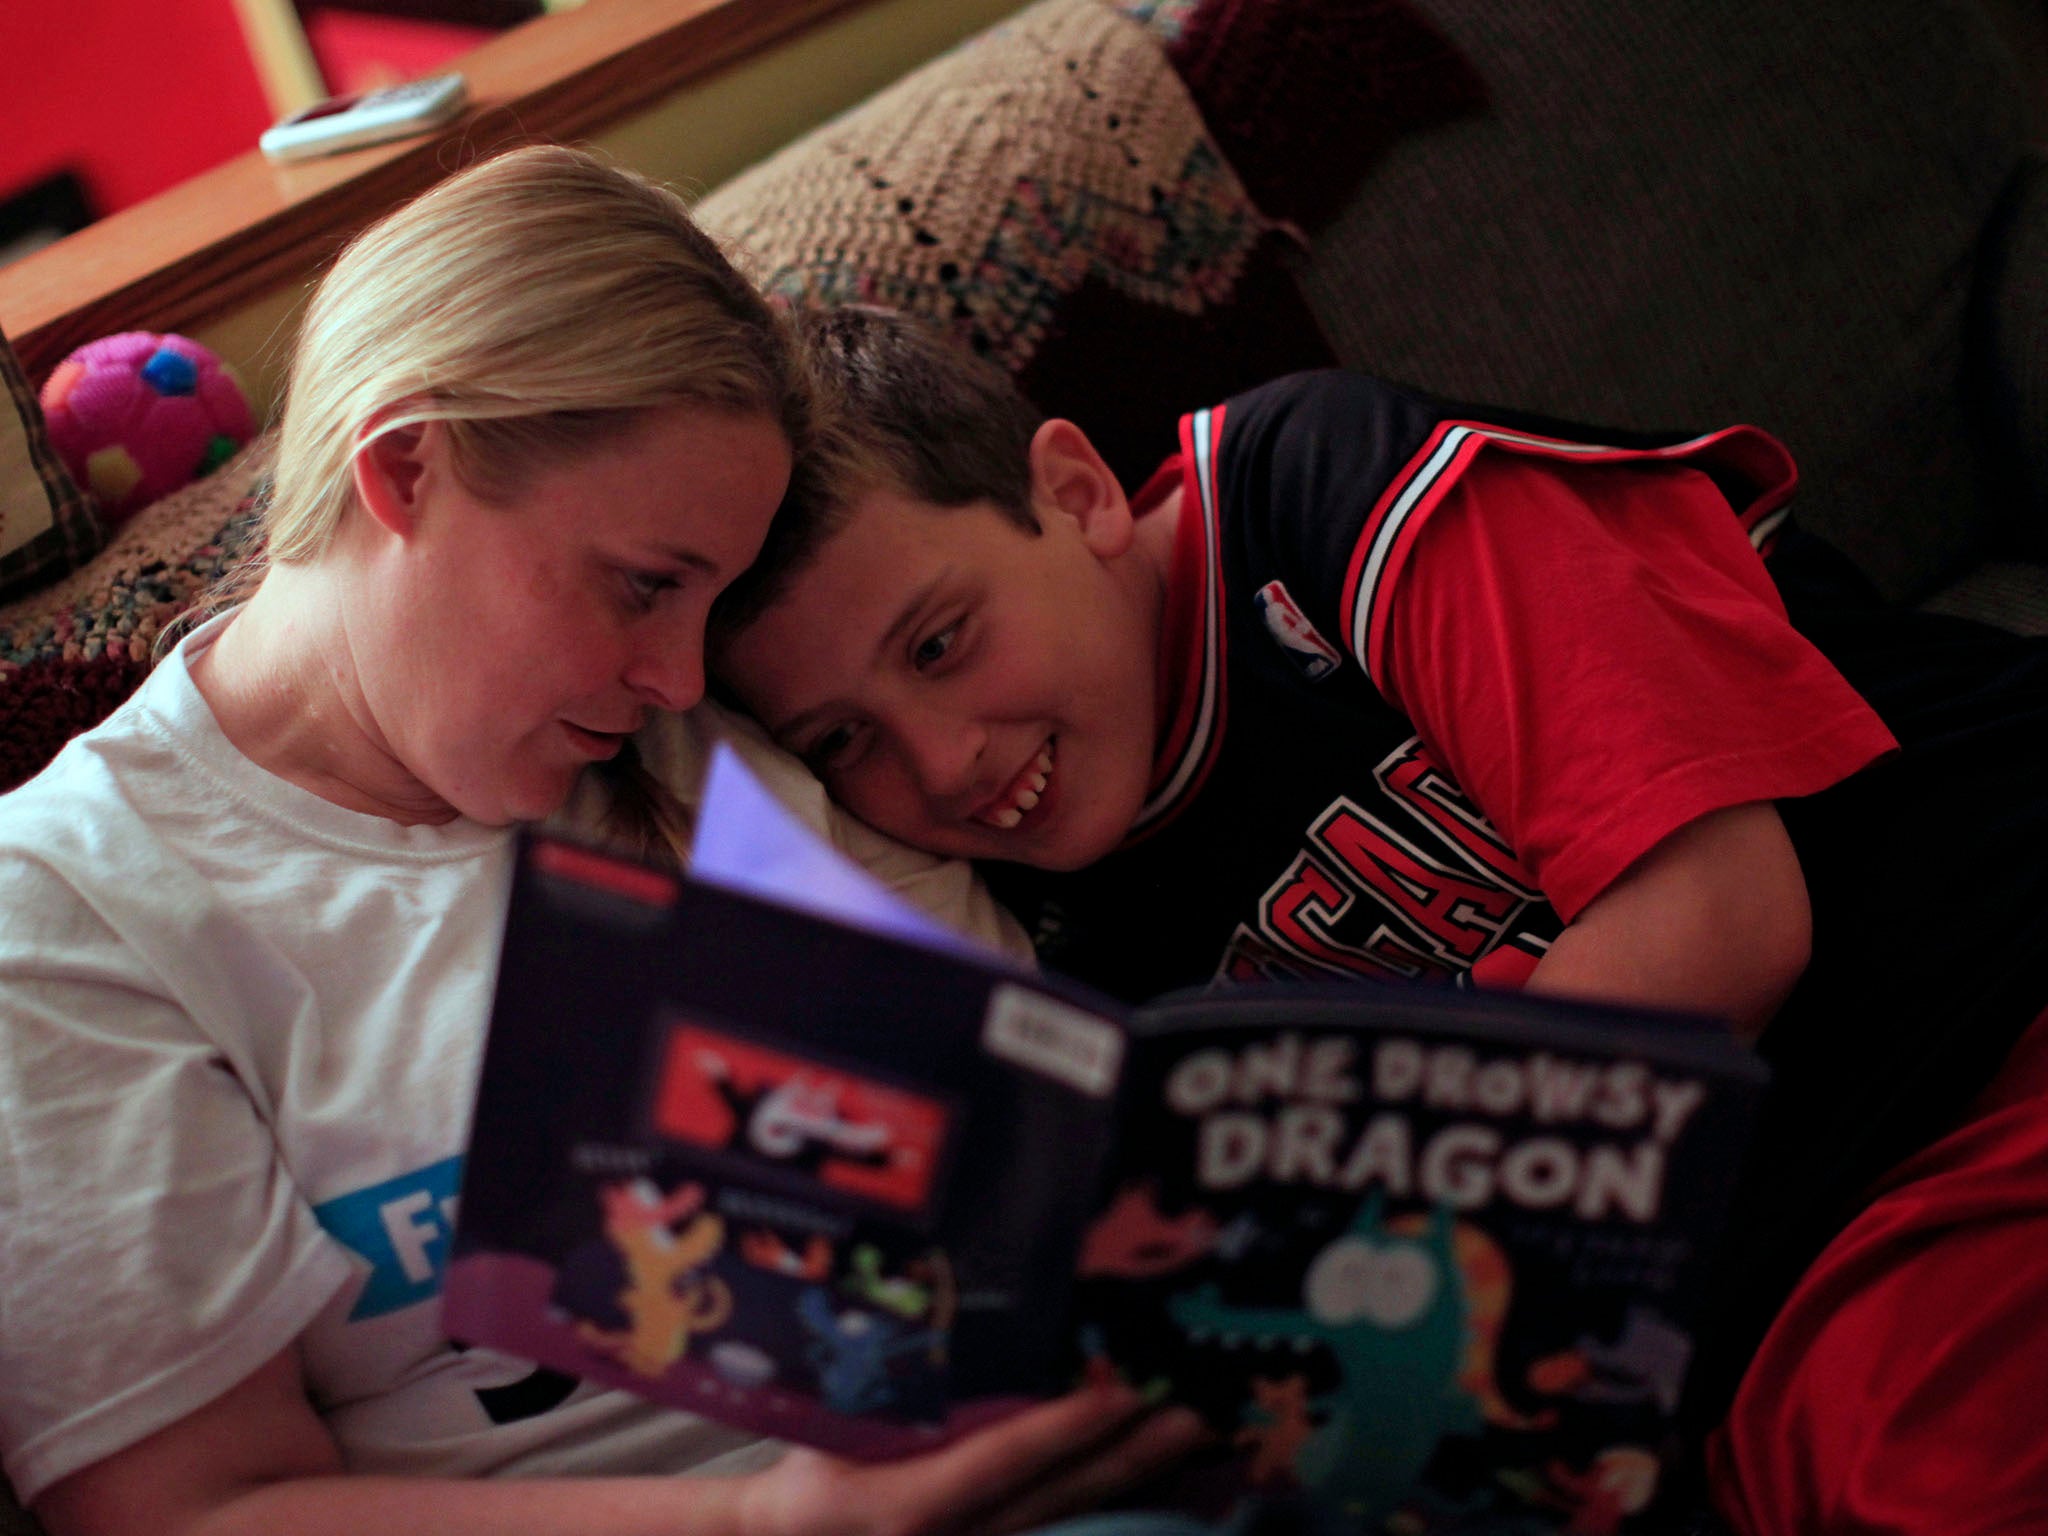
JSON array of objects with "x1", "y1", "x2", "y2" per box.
[
  {"x1": 1922, "y1": 560, "x2": 2048, "y2": 634},
  {"x1": 1980, "y1": 151, "x2": 2048, "y2": 559},
  {"x1": 1294, "y1": 0, "x2": 2027, "y2": 602}
]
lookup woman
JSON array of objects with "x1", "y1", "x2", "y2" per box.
[{"x1": 0, "y1": 146, "x2": 1195, "y2": 1536}]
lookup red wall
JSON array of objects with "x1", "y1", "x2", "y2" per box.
[
  {"x1": 1, "y1": 0, "x2": 276, "y2": 218},
  {"x1": 1, "y1": 3, "x2": 494, "y2": 223},
  {"x1": 305, "y1": 10, "x2": 493, "y2": 98}
]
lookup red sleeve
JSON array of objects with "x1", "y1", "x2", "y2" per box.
[
  {"x1": 1709, "y1": 1007, "x2": 2048, "y2": 1536},
  {"x1": 1381, "y1": 451, "x2": 1896, "y2": 920}
]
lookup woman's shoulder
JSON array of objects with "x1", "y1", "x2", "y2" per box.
[
  {"x1": 1, "y1": 661, "x2": 195, "y2": 847},
  {"x1": 0, "y1": 647, "x2": 264, "y2": 959}
]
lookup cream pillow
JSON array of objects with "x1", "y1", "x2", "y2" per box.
[{"x1": 557, "y1": 700, "x2": 1034, "y2": 963}]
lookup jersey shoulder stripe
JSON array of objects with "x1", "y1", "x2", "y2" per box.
[
  {"x1": 1133, "y1": 405, "x2": 1230, "y2": 840},
  {"x1": 1338, "y1": 420, "x2": 1798, "y2": 693}
]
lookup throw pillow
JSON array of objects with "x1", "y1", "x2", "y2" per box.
[
  {"x1": 1111, "y1": 0, "x2": 1487, "y2": 230},
  {"x1": 0, "y1": 326, "x2": 104, "y2": 603},
  {"x1": 694, "y1": 0, "x2": 1339, "y2": 490}
]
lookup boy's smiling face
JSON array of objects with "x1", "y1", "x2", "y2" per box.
[{"x1": 719, "y1": 424, "x2": 1172, "y2": 871}]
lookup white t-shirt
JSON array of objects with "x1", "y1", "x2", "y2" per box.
[{"x1": 0, "y1": 618, "x2": 1021, "y2": 1505}]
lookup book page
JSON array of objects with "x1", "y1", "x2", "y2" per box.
[{"x1": 688, "y1": 742, "x2": 986, "y2": 961}]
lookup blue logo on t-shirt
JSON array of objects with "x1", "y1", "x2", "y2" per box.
[{"x1": 312, "y1": 1155, "x2": 465, "y2": 1320}]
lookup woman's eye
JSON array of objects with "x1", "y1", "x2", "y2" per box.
[
  {"x1": 912, "y1": 624, "x2": 959, "y2": 670},
  {"x1": 622, "y1": 570, "x2": 681, "y2": 611}
]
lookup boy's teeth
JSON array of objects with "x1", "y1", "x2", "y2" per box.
[{"x1": 977, "y1": 741, "x2": 1057, "y2": 828}]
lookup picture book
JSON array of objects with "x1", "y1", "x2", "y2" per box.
[{"x1": 444, "y1": 746, "x2": 1768, "y2": 1532}]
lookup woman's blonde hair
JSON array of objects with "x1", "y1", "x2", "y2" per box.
[
  {"x1": 266, "y1": 142, "x2": 805, "y2": 564},
  {"x1": 215, "y1": 143, "x2": 805, "y2": 863}
]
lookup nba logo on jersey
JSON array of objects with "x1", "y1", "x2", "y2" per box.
[{"x1": 1255, "y1": 580, "x2": 1342, "y2": 680}]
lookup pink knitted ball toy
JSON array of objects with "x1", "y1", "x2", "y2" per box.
[{"x1": 39, "y1": 332, "x2": 256, "y2": 526}]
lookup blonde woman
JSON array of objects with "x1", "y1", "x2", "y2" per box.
[{"x1": 0, "y1": 146, "x2": 1197, "y2": 1536}]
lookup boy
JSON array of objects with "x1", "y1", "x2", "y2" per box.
[{"x1": 711, "y1": 307, "x2": 2048, "y2": 1431}]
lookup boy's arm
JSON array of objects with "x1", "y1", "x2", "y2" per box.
[
  {"x1": 1375, "y1": 453, "x2": 1892, "y2": 1036},
  {"x1": 1521, "y1": 801, "x2": 1811, "y2": 1041}
]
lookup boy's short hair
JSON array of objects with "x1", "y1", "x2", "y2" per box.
[{"x1": 711, "y1": 306, "x2": 1043, "y2": 643}]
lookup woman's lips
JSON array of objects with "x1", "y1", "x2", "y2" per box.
[{"x1": 562, "y1": 721, "x2": 630, "y2": 759}]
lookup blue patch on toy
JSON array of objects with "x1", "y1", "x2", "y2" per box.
[{"x1": 141, "y1": 348, "x2": 199, "y2": 396}]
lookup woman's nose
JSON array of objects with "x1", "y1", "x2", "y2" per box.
[{"x1": 624, "y1": 636, "x2": 706, "y2": 714}]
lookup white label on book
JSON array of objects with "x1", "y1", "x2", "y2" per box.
[{"x1": 982, "y1": 985, "x2": 1124, "y2": 1098}]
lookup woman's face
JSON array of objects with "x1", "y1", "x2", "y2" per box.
[{"x1": 366, "y1": 403, "x2": 791, "y2": 826}]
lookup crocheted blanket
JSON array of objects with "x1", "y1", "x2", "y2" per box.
[
  {"x1": 0, "y1": 444, "x2": 266, "y2": 790},
  {"x1": 699, "y1": 0, "x2": 1483, "y2": 487}
]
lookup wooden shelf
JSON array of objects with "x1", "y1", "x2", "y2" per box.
[{"x1": 0, "y1": 0, "x2": 862, "y2": 382}]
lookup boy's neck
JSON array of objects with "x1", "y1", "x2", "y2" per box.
[
  {"x1": 1130, "y1": 479, "x2": 1186, "y2": 586},
  {"x1": 1128, "y1": 474, "x2": 1192, "y2": 747}
]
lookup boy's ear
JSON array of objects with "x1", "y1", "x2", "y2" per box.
[
  {"x1": 1028, "y1": 418, "x2": 1133, "y2": 557},
  {"x1": 349, "y1": 417, "x2": 438, "y2": 539}
]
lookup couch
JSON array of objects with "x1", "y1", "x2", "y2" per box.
[
  {"x1": 0, "y1": 0, "x2": 2042, "y2": 1527},
  {"x1": 692, "y1": 0, "x2": 2048, "y2": 621}
]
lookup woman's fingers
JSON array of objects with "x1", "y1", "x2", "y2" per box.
[
  {"x1": 740, "y1": 1386, "x2": 1204, "y2": 1536},
  {"x1": 867, "y1": 1386, "x2": 1158, "y2": 1534},
  {"x1": 907, "y1": 1385, "x2": 1156, "y2": 1501},
  {"x1": 979, "y1": 1403, "x2": 1211, "y2": 1536}
]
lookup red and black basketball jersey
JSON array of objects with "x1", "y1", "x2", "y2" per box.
[
  {"x1": 985, "y1": 370, "x2": 1836, "y2": 1006},
  {"x1": 996, "y1": 371, "x2": 2048, "y2": 1427}
]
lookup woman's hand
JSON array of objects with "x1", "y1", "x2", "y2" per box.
[
  {"x1": 37, "y1": 1344, "x2": 1205, "y2": 1536},
  {"x1": 737, "y1": 1383, "x2": 1208, "y2": 1536}
]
